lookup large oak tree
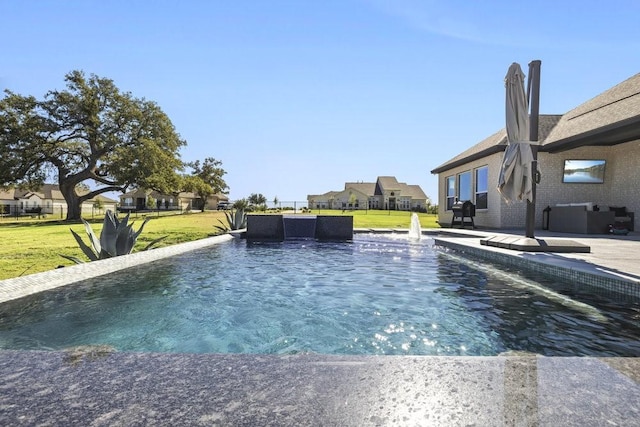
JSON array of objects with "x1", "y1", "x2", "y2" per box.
[{"x1": 0, "y1": 70, "x2": 185, "y2": 220}]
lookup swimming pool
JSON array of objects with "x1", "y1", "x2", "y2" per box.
[{"x1": 1, "y1": 235, "x2": 639, "y2": 356}]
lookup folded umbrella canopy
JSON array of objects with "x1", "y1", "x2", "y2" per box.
[{"x1": 497, "y1": 62, "x2": 534, "y2": 203}]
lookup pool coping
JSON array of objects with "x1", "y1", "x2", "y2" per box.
[
  {"x1": 1, "y1": 351, "x2": 639, "y2": 425},
  {"x1": 0, "y1": 233, "x2": 234, "y2": 304},
  {"x1": 431, "y1": 235, "x2": 640, "y2": 300}
]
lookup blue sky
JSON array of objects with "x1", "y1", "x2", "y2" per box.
[{"x1": 2, "y1": 0, "x2": 639, "y2": 203}]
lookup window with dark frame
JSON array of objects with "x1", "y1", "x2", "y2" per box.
[
  {"x1": 458, "y1": 171, "x2": 472, "y2": 202},
  {"x1": 446, "y1": 176, "x2": 456, "y2": 210},
  {"x1": 475, "y1": 166, "x2": 488, "y2": 209}
]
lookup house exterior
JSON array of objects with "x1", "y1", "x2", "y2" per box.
[
  {"x1": 431, "y1": 72, "x2": 640, "y2": 231},
  {"x1": 307, "y1": 176, "x2": 429, "y2": 211},
  {"x1": 118, "y1": 189, "x2": 229, "y2": 212},
  {"x1": 0, "y1": 184, "x2": 118, "y2": 218}
]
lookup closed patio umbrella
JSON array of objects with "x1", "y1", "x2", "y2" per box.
[{"x1": 497, "y1": 62, "x2": 534, "y2": 203}]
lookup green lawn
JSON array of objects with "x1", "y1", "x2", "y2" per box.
[{"x1": 0, "y1": 210, "x2": 439, "y2": 280}]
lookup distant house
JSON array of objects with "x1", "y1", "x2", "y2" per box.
[
  {"x1": 430, "y1": 72, "x2": 640, "y2": 231},
  {"x1": 0, "y1": 184, "x2": 118, "y2": 217},
  {"x1": 307, "y1": 176, "x2": 429, "y2": 211},
  {"x1": 118, "y1": 189, "x2": 229, "y2": 212}
]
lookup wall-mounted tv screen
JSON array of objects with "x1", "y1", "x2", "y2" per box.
[{"x1": 562, "y1": 159, "x2": 606, "y2": 183}]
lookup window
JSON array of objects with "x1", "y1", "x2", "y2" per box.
[
  {"x1": 475, "y1": 166, "x2": 488, "y2": 209},
  {"x1": 446, "y1": 176, "x2": 456, "y2": 210},
  {"x1": 458, "y1": 171, "x2": 472, "y2": 202}
]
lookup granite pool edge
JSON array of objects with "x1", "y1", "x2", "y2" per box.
[
  {"x1": 0, "y1": 234, "x2": 235, "y2": 304},
  {"x1": 1, "y1": 350, "x2": 639, "y2": 426}
]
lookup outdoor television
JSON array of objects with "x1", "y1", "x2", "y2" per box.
[{"x1": 562, "y1": 159, "x2": 606, "y2": 183}]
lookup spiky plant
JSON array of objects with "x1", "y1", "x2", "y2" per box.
[
  {"x1": 61, "y1": 210, "x2": 167, "y2": 264},
  {"x1": 214, "y1": 209, "x2": 247, "y2": 233}
]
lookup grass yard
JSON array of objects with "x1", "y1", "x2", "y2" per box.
[
  {"x1": 0, "y1": 210, "x2": 439, "y2": 280},
  {"x1": 345, "y1": 209, "x2": 438, "y2": 229}
]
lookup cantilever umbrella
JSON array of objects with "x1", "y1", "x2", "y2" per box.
[{"x1": 497, "y1": 62, "x2": 534, "y2": 203}]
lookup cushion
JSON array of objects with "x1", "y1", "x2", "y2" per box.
[{"x1": 609, "y1": 206, "x2": 627, "y2": 216}]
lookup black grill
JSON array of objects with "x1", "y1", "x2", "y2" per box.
[{"x1": 451, "y1": 201, "x2": 475, "y2": 229}]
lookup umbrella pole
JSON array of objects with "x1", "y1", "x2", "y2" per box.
[{"x1": 525, "y1": 60, "x2": 541, "y2": 238}]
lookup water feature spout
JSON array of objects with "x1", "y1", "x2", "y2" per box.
[
  {"x1": 408, "y1": 213, "x2": 422, "y2": 240},
  {"x1": 283, "y1": 215, "x2": 317, "y2": 240}
]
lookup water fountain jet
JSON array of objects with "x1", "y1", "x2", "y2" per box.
[{"x1": 408, "y1": 213, "x2": 422, "y2": 240}]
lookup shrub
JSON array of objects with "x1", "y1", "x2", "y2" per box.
[
  {"x1": 61, "y1": 210, "x2": 166, "y2": 263},
  {"x1": 214, "y1": 209, "x2": 247, "y2": 233}
]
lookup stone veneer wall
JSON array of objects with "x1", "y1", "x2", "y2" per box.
[{"x1": 436, "y1": 138, "x2": 640, "y2": 230}]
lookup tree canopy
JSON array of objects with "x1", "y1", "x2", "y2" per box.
[
  {"x1": 0, "y1": 70, "x2": 186, "y2": 220},
  {"x1": 182, "y1": 157, "x2": 229, "y2": 209},
  {"x1": 248, "y1": 193, "x2": 267, "y2": 211}
]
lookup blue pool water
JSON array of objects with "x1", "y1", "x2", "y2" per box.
[{"x1": 0, "y1": 235, "x2": 639, "y2": 356}]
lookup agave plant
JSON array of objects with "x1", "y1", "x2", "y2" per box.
[
  {"x1": 214, "y1": 209, "x2": 247, "y2": 233},
  {"x1": 61, "y1": 210, "x2": 167, "y2": 264}
]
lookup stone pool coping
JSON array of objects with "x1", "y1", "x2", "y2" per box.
[
  {"x1": 0, "y1": 233, "x2": 234, "y2": 304},
  {"x1": 1, "y1": 351, "x2": 638, "y2": 425}
]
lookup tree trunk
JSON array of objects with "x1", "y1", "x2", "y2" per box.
[{"x1": 59, "y1": 180, "x2": 82, "y2": 221}]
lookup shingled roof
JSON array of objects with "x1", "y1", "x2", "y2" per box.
[
  {"x1": 307, "y1": 190, "x2": 339, "y2": 199},
  {"x1": 13, "y1": 183, "x2": 66, "y2": 200},
  {"x1": 543, "y1": 73, "x2": 640, "y2": 152},
  {"x1": 400, "y1": 184, "x2": 427, "y2": 200},
  {"x1": 430, "y1": 114, "x2": 562, "y2": 174},
  {"x1": 375, "y1": 176, "x2": 401, "y2": 192},
  {"x1": 344, "y1": 182, "x2": 376, "y2": 195},
  {"x1": 0, "y1": 184, "x2": 118, "y2": 203},
  {"x1": 309, "y1": 177, "x2": 427, "y2": 200}
]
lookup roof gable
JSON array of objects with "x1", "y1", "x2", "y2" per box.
[
  {"x1": 345, "y1": 182, "x2": 376, "y2": 196},
  {"x1": 333, "y1": 187, "x2": 370, "y2": 200},
  {"x1": 399, "y1": 184, "x2": 427, "y2": 200},
  {"x1": 9, "y1": 184, "x2": 66, "y2": 201},
  {"x1": 376, "y1": 176, "x2": 400, "y2": 192}
]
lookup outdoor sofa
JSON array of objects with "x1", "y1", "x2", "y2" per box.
[{"x1": 548, "y1": 203, "x2": 614, "y2": 234}]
